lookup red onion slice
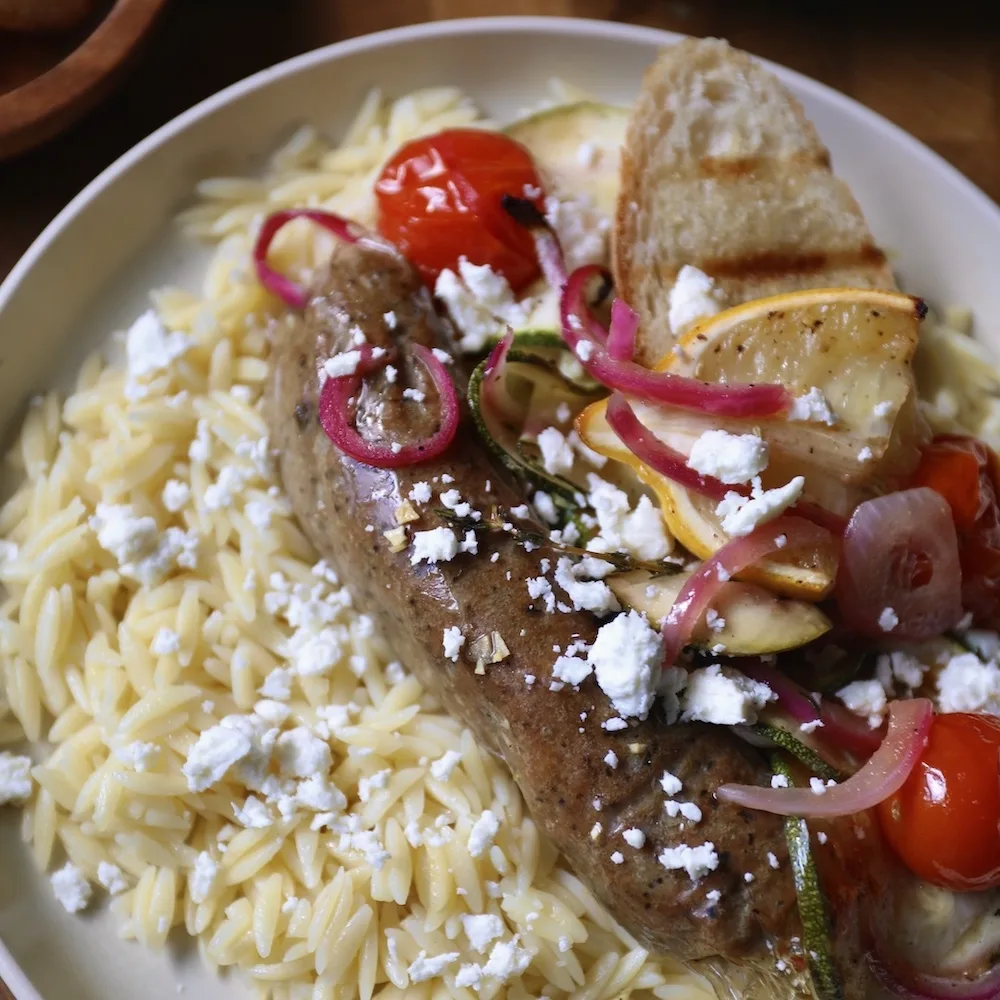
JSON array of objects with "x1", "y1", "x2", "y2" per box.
[
  {"x1": 318, "y1": 344, "x2": 459, "y2": 468},
  {"x1": 869, "y1": 951, "x2": 1000, "y2": 1000},
  {"x1": 607, "y1": 300, "x2": 640, "y2": 362},
  {"x1": 717, "y1": 699, "x2": 933, "y2": 817},
  {"x1": 606, "y1": 393, "x2": 730, "y2": 499},
  {"x1": 739, "y1": 660, "x2": 821, "y2": 727},
  {"x1": 253, "y1": 209, "x2": 374, "y2": 309},
  {"x1": 481, "y1": 329, "x2": 522, "y2": 426},
  {"x1": 559, "y1": 267, "x2": 791, "y2": 418},
  {"x1": 660, "y1": 516, "x2": 830, "y2": 665},
  {"x1": 837, "y1": 488, "x2": 963, "y2": 641}
]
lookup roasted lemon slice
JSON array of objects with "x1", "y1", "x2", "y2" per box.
[{"x1": 578, "y1": 288, "x2": 928, "y2": 600}]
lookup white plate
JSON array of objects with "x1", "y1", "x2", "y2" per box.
[{"x1": 1, "y1": 15, "x2": 999, "y2": 1000}]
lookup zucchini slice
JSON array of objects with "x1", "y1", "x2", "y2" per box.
[
  {"x1": 506, "y1": 101, "x2": 629, "y2": 215},
  {"x1": 607, "y1": 569, "x2": 832, "y2": 656},
  {"x1": 756, "y1": 721, "x2": 842, "y2": 782},
  {"x1": 772, "y1": 755, "x2": 843, "y2": 1000}
]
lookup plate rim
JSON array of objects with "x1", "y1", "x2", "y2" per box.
[{"x1": 1, "y1": 13, "x2": 999, "y2": 1000}]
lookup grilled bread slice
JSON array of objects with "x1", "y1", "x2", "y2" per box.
[{"x1": 613, "y1": 37, "x2": 896, "y2": 367}]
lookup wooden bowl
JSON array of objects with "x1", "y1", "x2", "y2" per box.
[{"x1": 0, "y1": 0, "x2": 170, "y2": 160}]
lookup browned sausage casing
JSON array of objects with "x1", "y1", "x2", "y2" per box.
[{"x1": 266, "y1": 241, "x2": 802, "y2": 963}]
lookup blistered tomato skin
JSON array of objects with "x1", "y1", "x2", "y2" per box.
[
  {"x1": 374, "y1": 128, "x2": 545, "y2": 291},
  {"x1": 876, "y1": 713, "x2": 1000, "y2": 891}
]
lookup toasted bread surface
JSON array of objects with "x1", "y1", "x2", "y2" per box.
[{"x1": 614, "y1": 37, "x2": 896, "y2": 366}]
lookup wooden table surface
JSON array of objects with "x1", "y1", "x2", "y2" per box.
[{"x1": 0, "y1": 0, "x2": 997, "y2": 996}]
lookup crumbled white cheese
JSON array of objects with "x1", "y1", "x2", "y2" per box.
[
  {"x1": 588, "y1": 610, "x2": 664, "y2": 719},
  {"x1": 408, "y1": 950, "x2": 460, "y2": 983},
  {"x1": 536, "y1": 427, "x2": 575, "y2": 477},
  {"x1": 657, "y1": 842, "x2": 720, "y2": 881},
  {"x1": 434, "y1": 258, "x2": 534, "y2": 353},
  {"x1": 771, "y1": 773, "x2": 789, "y2": 789},
  {"x1": 430, "y1": 750, "x2": 463, "y2": 782},
  {"x1": 468, "y1": 810, "x2": 500, "y2": 858},
  {"x1": 97, "y1": 862, "x2": 128, "y2": 895},
  {"x1": 259, "y1": 668, "x2": 293, "y2": 701},
  {"x1": 442, "y1": 626, "x2": 465, "y2": 663},
  {"x1": 937, "y1": 652, "x2": 1000, "y2": 714},
  {"x1": 585, "y1": 475, "x2": 671, "y2": 562},
  {"x1": 789, "y1": 386, "x2": 838, "y2": 426},
  {"x1": 161, "y1": 479, "x2": 190, "y2": 512},
  {"x1": 767, "y1": 852, "x2": 780, "y2": 869},
  {"x1": 323, "y1": 350, "x2": 362, "y2": 379},
  {"x1": 358, "y1": 769, "x2": 391, "y2": 803},
  {"x1": 553, "y1": 557, "x2": 620, "y2": 616},
  {"x1": 90, "y1": 503, "x2": 198, "y2": 585},
  {"x1": 837, "y1": 679, "x2": 888, "y2": 727},
  {"x1": 800, "y1": 718, "x2": 824, "y2": 734},
  {"x1": 858, "y1": 446, "x2": 874, "y2": 463},
  {"x1": 151, "y1": 627, "x2": 180, "y2": 656},
  {"x1": 681, "y1": 664, "x2": 776, "y2": 725},
  {"x1": 410, "y1": 527, "x2": 459, "y2": 565},
  {"x1": 809, "y1": 778, "x2": 828, "y2": 796},
  {"x1": 234, "y1": 795, "x2": 273, "y2": 828},
  {"x1": 275, "y1": 727, "x2": 332, "y2": 778},
  {"x1": 408, "y1": 481, "x2": 432, "y2": 504},
  {"x1": 296, "y1": 774, "x2": 347, "y2": 813},
  {"x1": 544, "y1": 193, "x2": 610, "y2": 271},
  {"x1": 462, "y1": 913, "x2": 504, "y2": 953},
  {"x1": 50, "y1": 863, "x2": 92, "y2": 913},
  {"x1": 716, "y1": 476, "x2": 805, "y2": 537},
  {"x1": 125, "y1": 309, "x2": 192, "y2": 390},
  {"x1": 604, "y1": 750, "x2": 618, "y2": 768},
  {"x1": 0, "y1": 752, "x2": 32, "y2": 804},
  {"x1": 623, "y1": 828, "x2": 646, "y2": 849},
  {"x1": 551, "y1": 650, "x2": 593, "y2": 687},
  {"x1": 660, "y1": 771, "x2": 683, "y2": 796},
  {"x1": 532, "y1": 491, "x2": 560, "y2": 524},
  {"x1": 610, "y1": 850, "x2": 625, "y2": 864},
  {"x1": 576, "y1": 340, "x2": 594, "y2": 362},
  {"x1": 114, "y1": 740, "x2": 160, "y2": 772},
  {"x1": 527, "y1": 576, "x2": 556, "y2": 613},
  {"x1": 687, "y1": 430, "x2": 769, "y2": 485},
  {"x1": 878, "y1": 607, "x2": 899, "y2": 632},
  {"x1": 668, "y1": 266, "x2": 722, "y2": 335}
]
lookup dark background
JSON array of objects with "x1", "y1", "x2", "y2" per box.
[{"x1": 1, "y1": 0, "x2": 999, "y2": 281}]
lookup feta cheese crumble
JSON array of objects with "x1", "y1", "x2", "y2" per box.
[
  {"x1": 878, "y1": 607, "x2": 899, "y2": 632},
  {"x1": 125, "y1": 309, "x2": 192, "y2": 395},
  {"x1": 410, "y1": 527, "x2": 459, "y2": 565},
  {"x1": 462, "y1": 913, "x2": 504, "y2": 953},
  {"x1": 0, "y1": 752, "x2": 32, "y2": 804},
  {"x1": 442, "y1": 626, "x2": 465, "y2": 662},
  {"x1": 789, "y1": 386, "x2": 838, "y2": 425},
  {"x1": 937, "y1": 652, "x2": 1000, "y2": 714},
  {"x1": 687, "y1": 430, "x2": 769, "y2": 485},
  {"x1": 668, "y1": 266, "x2": 722, "y2": 335},
  {"x1": 97, "y1": 862, "x2": 128, "y2": 895},
  {"x1": 623, "y1": 827, "x2": 646, "y2": 849},
  {"x1": 585, "y1": 475, "x2": 671, "y2": 562},
  {"x1": 715, "y1": 476, "x2": 805, "y2": 537},
  {"x1": 837, "y1": 679, "x2": 888, "y2": 728},
  {"x1": 681, "y1": 664, "x2": 776, "y2": 725},
  {"x1": 468, "y1": 810, "x2": 500, "y2": 858},
  {"x1": 434, "y1": 258, "x2": 534, "y2": 353},
  {"x1": 50, "y1": 863, "x2": 91, "y2": 913},
  {"x1": 536, "y1": 427, "x2": 575, "y2": 476},
  {"x1": 588, "y1": 610, "x2": 664, "y2": 719},
  {"x1": 657, "y1": 842, "x2": 720, "y2": 881}
]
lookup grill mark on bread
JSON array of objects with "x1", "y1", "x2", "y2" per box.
[
  {"x1": 694, "y1": 243, "x2": 887, "y2": 282},
  {"x1": 697, "y1": 149, "x2": 831, "y2": 179}
]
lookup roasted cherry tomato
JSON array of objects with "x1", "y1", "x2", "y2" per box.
[
  {"x1": 910, "y1": 435, "x2": 1000, "y2": 626},
  {"x1": 374, "y1": 128, "x2": 545, "y2": 291},
  {"x1": 876, "y1": 713, "x2": 1000, "y2": 891}
]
